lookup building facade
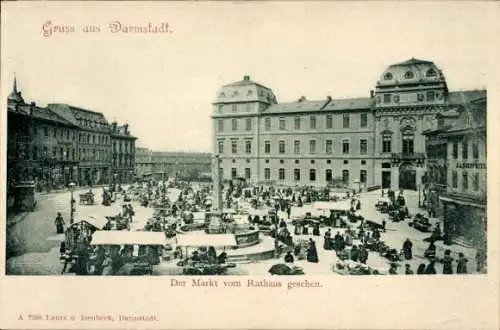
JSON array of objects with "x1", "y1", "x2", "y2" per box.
[
  {"x1": 111, "y1": 122, "x2": 137, "y2": 183},
  {"x1": 6, "y1": 78, "x2": 137, "y2": 192},
  {"x1": 134, "y1": 149, "x2": 211, "y2": 181},
  {"x1": 212, "y1": 59, "x2": 486, "y2": 190},
  {"x1": 423, "y1": 94, "x2": 486, "y2": 248},
  {"x1": 134, "y1": 147, "x2": 154, "y2": 178}
]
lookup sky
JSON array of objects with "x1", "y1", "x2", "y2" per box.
[{"x1": 2, "y1": 2, "x2": 499, "y2": 152}]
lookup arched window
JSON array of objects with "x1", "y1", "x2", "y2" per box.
[
  {"x1": 384, "y1": 72, "x2": 393, "y2": 80},
  {"x1": 404, "y1": 71, "x2": 414, "y2": 79},
  {"x1": 426, "y1": 69, "x2": 437, "y2": 77},
  {"x1": 402, "y1": 129, "x2": 415, "y2": 155}
]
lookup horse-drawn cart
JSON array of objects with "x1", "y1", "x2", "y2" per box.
[{"x1": 79, "y1": 192, "x2": 95, "y2": 205}]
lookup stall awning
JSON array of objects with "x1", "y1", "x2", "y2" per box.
[
  {"x1": 175, "y1": 234, "x2": 237, "y2": 247},
  {"x1": 90, "y1": 231, "x2": 167, "y2": 245},
  {"x1": 71, "y1": 216, "x2": 108, "y2": 230},
  {"x1": 313, "y1": 201, "x2": 351, "y2": 211}
]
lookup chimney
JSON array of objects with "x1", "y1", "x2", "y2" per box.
[
  {"x1": 370, "y1": 90, "x2": 374, "y2": 98},
  {"x1": 243, "y1": 75, "x2": 250, "y2": 81},
  {"x1": 124, "y1": 123, "x2": 129, "y2": 134}
]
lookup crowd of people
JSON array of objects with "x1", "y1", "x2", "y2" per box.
[{"x1": 50, "y1": 177, "x2": 483, "y2": 276}]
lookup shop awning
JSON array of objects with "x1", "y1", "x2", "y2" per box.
[
  {"x1": 439, "y1": 196, "x2": 486, "y2": 208},
  {"x1": 90, "y1": 231, "x2": 167, "y2": 245},
  {"x1": 175, "y1": 234, "x2": 237, "y2": 247}
]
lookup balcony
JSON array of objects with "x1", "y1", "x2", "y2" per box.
[{"x1": 391, "y1": 152, "x2": 425, "y2": 164}]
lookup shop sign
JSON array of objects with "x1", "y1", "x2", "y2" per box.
[{"x1": 456, "y1": 163, "x2": 486, "y2": 169}]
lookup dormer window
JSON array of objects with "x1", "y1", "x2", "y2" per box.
[
  {"x1": 220, "y1": 92, "x2": 225, "y2": 98},
  {"x1": 384, "y1": 72, "x2": 393, "y2": 80},
  {"x1": 247, "y1": 90, "x2": 253, "y2": 96},
  {"x1": 426, "y1": 69, "x2": 437, "y2": 77},
  {"x1": 232, "y1": 91, "x2": 239, "y2": 97},
  {"x1": 404, "y1": 71, "x2": 414, "y2": 79},
  {"x1": 259, "y1": 90, "x2": 264, "y2": 96}
]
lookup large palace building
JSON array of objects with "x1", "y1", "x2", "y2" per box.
[{"x1": 211, "y1": 58, "x2": 486, "y2": 190}]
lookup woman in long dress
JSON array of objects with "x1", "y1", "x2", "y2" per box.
[
  {"x1": 55, "y1": 213, "x2": 65, "y2": 234},
  {"x1": 323, "y1": 230, "x2": 331, "y2": 250},
  {"x1": 306, "y1": 239, "x2": 319, "y2": 263}
]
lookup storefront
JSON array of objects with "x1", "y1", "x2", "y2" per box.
[{"x1": 440, "y1": 193, "x2": 486, "y2": 249}]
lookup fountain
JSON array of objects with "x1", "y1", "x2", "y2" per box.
[
  {"x1": 206, "y1": 154, "x2": 224, "y2": 234},
  {"x1": 175, "y1": 154, "x2": 276, "y2": 262}
]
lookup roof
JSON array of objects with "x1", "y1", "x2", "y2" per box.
[
  {"x1": 263, "y1": 97, "x2": 373, "y2": 114},
  {"x1": 222, "y1": 77, "x2": 272, "y2": 91},
  {"x1": 111, "y1": 124, "x2": 137, "y2": 139},
  {"x1": 437, "y1": 109, "x2": 460, "y2": 118},
  {"x1": 175, "y1": 234, "x2": 237, "y2": 247},
  {"x1": 90, "y1": 231, "x2": 167, "y2": 245},
  {"x1": 48, "y1": 103, "x2": 110, "y2": 130},
  {"x1": 389, "y1": 58, "x2": 435, "y2": 67},
  {"x1": 438, "y1": 100, "x2": 486, "y2": 135},
  {"x1": 31, "y1": 106, "x2": 76, "y2": 127},
  {"x1": 447, "y1": 90, "x2": 486, "y2": 105}
]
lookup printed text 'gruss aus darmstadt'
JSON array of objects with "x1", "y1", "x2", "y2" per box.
[{"x1": 41, "y1": 20, "x2": 173, "y2": 38}]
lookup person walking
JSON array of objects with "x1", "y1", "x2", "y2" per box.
[
  {"x1": 442, "y1": 249, "x2": 454, "y2": 275},
  {"x1": 402, "y1": 238, "x2": 413, "y2": 260},
  {"x1": 404, "y1": 264, "x2": 414, "y2": 275},
  {"x1": 457, "y1": 252, "x2": 468, "y2": 274},
  {"x1": 323, "y1": 229, "x2": 332, "y2": 250},
  {"x1": 284, "y1": 251, "x2": 294, "y2": 263},
  {"x1": 55, "y1": 212, "x2": 65, "y2": 234},
  {"x1": 306, "y1": 238, "x2": 319, "y2": 263},
  {"x1": 424, "y1": 261, "x2": 437, "y2": 274},
  {"x1": 416, "y1": 263, "x2": 426, "y2": 275}
]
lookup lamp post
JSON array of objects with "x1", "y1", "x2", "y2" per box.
[
  {"x1": 69, "y1": 182, "x2": 76, "y2": 225},
  {"x1": 418, "y1": 184, "x2": 421, "y2": 208}
]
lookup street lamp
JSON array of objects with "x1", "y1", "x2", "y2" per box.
[
  {"x1": 418, "y1": 184, "x2": 421, "y2": 208},
  {"x1": 69, "y1": 182, "x2": 76, "y2": 225}
]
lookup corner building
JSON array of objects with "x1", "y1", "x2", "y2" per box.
[{"x1": 212, "y1": 59, "x2": 486, "y2": 190}]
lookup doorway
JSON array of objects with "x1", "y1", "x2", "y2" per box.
[
  {"x1": 382, "y1": 171, "x2": 391, "y2": 189},
  {"x1": 399, "y1": 162, "x2": 416, "y2": 190}
]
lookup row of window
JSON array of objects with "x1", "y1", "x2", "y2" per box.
[
  {"x1": 77, "y1": 118, "x2": 108, "y2": 130},
  {"x1": 80, "y1": 132, "x2": 110, "y2": 145},
  {"x1": 452, "y1": 141, "x2": 480, "y2": 160},
  {"x1": 219, "y1": 88, "x2": 272, "y2": 100},
  {"x1": 451, "y1": 171, "x2": 481, "y2": 192},
  {"x1": 227, "y1": 167, "x2": 367, "y2": 183},
  {"x1": 35, "y1": 126, "x2": 76, "y2": 141},
  {"x1": 31, "y1": 146, "x2": 77, "y2": 162},
  {"x1": 218, "y1": 139, "x2": 369, "y2": 155},
  {"x1": 225, "y1": 158, "x2": 368, "y2": 165},
  {"x1": 113, "y1": 141, "x2": 134, "y2": 153},
  {"x1": 34, "y1": 126, "x2": 135, "y2": 153},
  {"x1": 216, "y1": 113, "x2": 368, "y2": 133},
  {"x1": 383, "y1": 69, "x2": 437, "y2": 81},
  {"x1": 382, "y1": 91, "x2": 437, "y2": 104}
]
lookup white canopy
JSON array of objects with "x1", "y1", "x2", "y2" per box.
[
  {"x1": 313, "y1": 201, "x2": 351, "y2": 211},
  {"x1": 247, "y1": 209, "x2": 267, "y2": 217},
  {"x1": 222, "y1": 208, "x2": 236, "y2": 214},
  {"x1": 72, "y1": 216, "x2": 108, "y2": 230},
  {"x1": 175, "y1": 234, "x2": 237, "y2": 247},
  {"x1": 90, "y1": 231, "x2": 167, "y2": 246}
]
